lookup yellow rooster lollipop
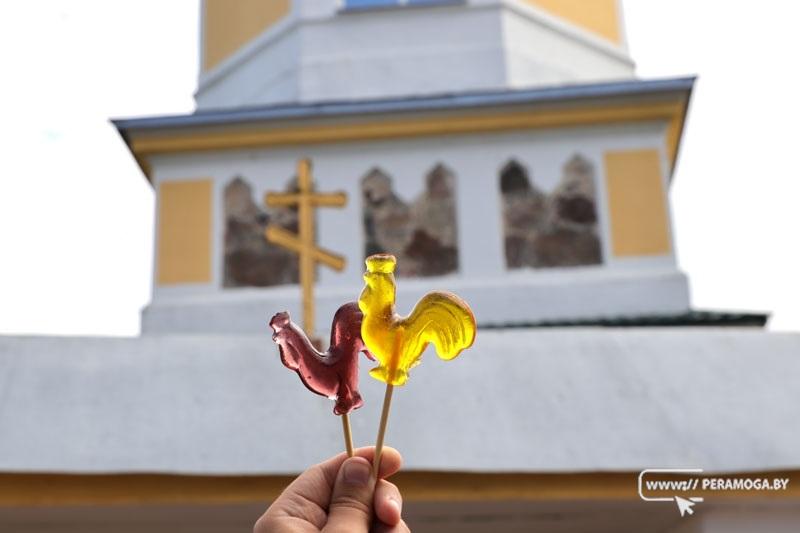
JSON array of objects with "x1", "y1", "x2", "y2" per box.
[
  {"x1": 359, "y1": 254, "x2": 476, "y2": 385},
  {"x1": 358, "y1": 253, "x2": 476, "y2": 471}
]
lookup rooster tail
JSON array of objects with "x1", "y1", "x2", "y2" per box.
[
  {"x1": 369, "y1": 364, "x2": 408, "y2": 386},
  {"x1": 406, "y1": 291, "x2": 476, "y2": 361}
]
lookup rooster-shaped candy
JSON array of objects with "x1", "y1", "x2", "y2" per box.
[
  {"x1": 358, "y1": 254, "x2": 476, "y2": 386},
  {"x1": 269, "y1": 302, "x2": 374, "y2": 415}
]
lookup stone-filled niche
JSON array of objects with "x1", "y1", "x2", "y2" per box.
[
  {"x1": 500, "y1": 154, "x2": 603, "y2": 269},
  {"x1": 223, "y1": 176, "x2": 307, "y2": 287},
  {"x1": 361, "y1": 164, "x2": 459, "y2": 277}
]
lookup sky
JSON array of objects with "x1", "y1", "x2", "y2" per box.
[{"x1": 0, "y1": 0, "x2": 797, "y2": 336}]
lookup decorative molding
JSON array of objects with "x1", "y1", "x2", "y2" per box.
[{"x1": 130, "y1": 100, "x2": 686, "y2": 164}]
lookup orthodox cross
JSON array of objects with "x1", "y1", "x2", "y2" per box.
[{"x1": 264, "y1": 158, "x2": 347, "y2": 335}]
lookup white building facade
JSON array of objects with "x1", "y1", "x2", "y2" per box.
[{"x1": 124, "y1": 78, "x2": 695, "y2": 336}]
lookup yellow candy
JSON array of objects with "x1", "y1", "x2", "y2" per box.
[{"x1": 358, "y1": 254, "x2": 476, "y2": 386}]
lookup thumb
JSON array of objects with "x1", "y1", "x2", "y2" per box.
[{"x1": 323, "y1": 456, "x2": 376, "y2": 532}]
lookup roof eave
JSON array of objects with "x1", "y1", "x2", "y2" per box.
[{"x1": 113, "y1": 76, "x2": 696, "y2": 184}]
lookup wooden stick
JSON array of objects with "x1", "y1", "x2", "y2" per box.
[
  {"x1": 373, "y1": 384, "x2": 395, "y2": 473},
  {"x1": 341, "y1": 413, "x2": 354, "y2": 458}
]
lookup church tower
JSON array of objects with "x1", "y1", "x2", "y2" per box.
[
  {"x1": 197, "y1": 0, "x2": 634, "y2": 108},
  {"x1": 114, "y1": 0, "x2": 699, "y2": 336}
]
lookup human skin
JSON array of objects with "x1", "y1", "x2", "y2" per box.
[{"x1": 254, "y1": 446, "x2": 409, "y2": 533}]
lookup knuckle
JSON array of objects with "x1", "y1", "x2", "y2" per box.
[
  {"x1": 385, "y1": 481, "x2": 401, "y2": 499},
  {"x1": 253, "y1": 514, "x2": 274, "y2": 533},
  {"x1": 330, "y1": 494, "x2": 372, "y2": 517}
]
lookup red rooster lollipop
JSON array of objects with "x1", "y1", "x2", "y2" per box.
[{"x1": 269, "y1": 302, "x2": 374, "y2": 455}]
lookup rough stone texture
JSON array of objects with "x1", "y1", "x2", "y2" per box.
[
  {"x1": 223, "y1": 176, "x2": 301, "y2": 287},
  {"x1": 361, "y1": 168, "x2": 412, "y2": 257},
  {"x1": 361, "y1": 164, "x2": 459, "y2": 277},
  {"x1": 501, "y1": 155, "x2": 602, "y2": 269}
]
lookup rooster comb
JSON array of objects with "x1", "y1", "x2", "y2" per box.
[{"x1": 365, "y1": 253, "x2": 397, "y2": 274}]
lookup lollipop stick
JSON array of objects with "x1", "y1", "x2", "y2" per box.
[
  {"x1": 373, "y1": 383, "x2": 395, "y2": 473},
  {"x1": 341, "y1": 413, "x2": 355, "y2": 458}
]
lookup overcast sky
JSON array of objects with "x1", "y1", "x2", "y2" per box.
[{"x1": 0, "y1": 1, "x2": 797, "y2": 336}]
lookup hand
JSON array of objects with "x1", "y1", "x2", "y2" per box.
[{"x1": 254, "y1": 446, "x2": 409, "y2": 532}]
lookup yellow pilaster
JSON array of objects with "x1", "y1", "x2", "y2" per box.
[
  {"x1": 604, "y1": 149, "x2": 671, "y2": 257},
  {"x1": 157, "y1": 179, "x2": 213, "y2": 285}
]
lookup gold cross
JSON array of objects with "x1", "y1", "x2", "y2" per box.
[{"x1": 264, "y1": 158, "x2": 347, "y2": 335}]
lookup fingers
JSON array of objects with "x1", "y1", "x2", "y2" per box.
[
  {"x1": 372, "y1": 519, "x2": 412, "y2": 533},
  {"x1": 367, "y1": 446, "x2": 403, "y2": 479},
  {"x1": 260, "y1": 459, "x2": 331, "y2": 527},
  {"x1": 271, "y1": 446, "x2": 403, "y2": 522},
  {"x1": 317, "y1": 446, "x2": 403, "y2": 486},
  {"x1": 257, "y1": 447, "x2": 405, "y2": 533},
  {"x1": 374, "y1": 479, "x2": 403, "y2": 526},
  {"x1": 323, "y1": 456, "x2": 375, "y2": 533}
]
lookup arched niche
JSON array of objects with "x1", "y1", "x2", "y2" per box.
[
  {"x1": 499, "y1": 155, "x2": 602, "y2": 269},
  {"x1": 360, "y1": 163, "x2": 459, "y2": 277}
]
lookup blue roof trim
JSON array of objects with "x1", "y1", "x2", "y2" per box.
[{"x1": 112, "y1": 76, "x2": 695, "y2": 131}]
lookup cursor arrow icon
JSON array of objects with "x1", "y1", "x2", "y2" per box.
[{"x1": 675, "y1": 496, "x2": 695, "y2": 516}]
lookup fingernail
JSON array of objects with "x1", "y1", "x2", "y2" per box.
[{"x1": 343, "y1": 459, "x2": 371, "y2": 487}]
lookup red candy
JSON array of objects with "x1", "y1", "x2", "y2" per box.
[{"x1": 269, "y1": 302, "x2": 374, "y2": 415}]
